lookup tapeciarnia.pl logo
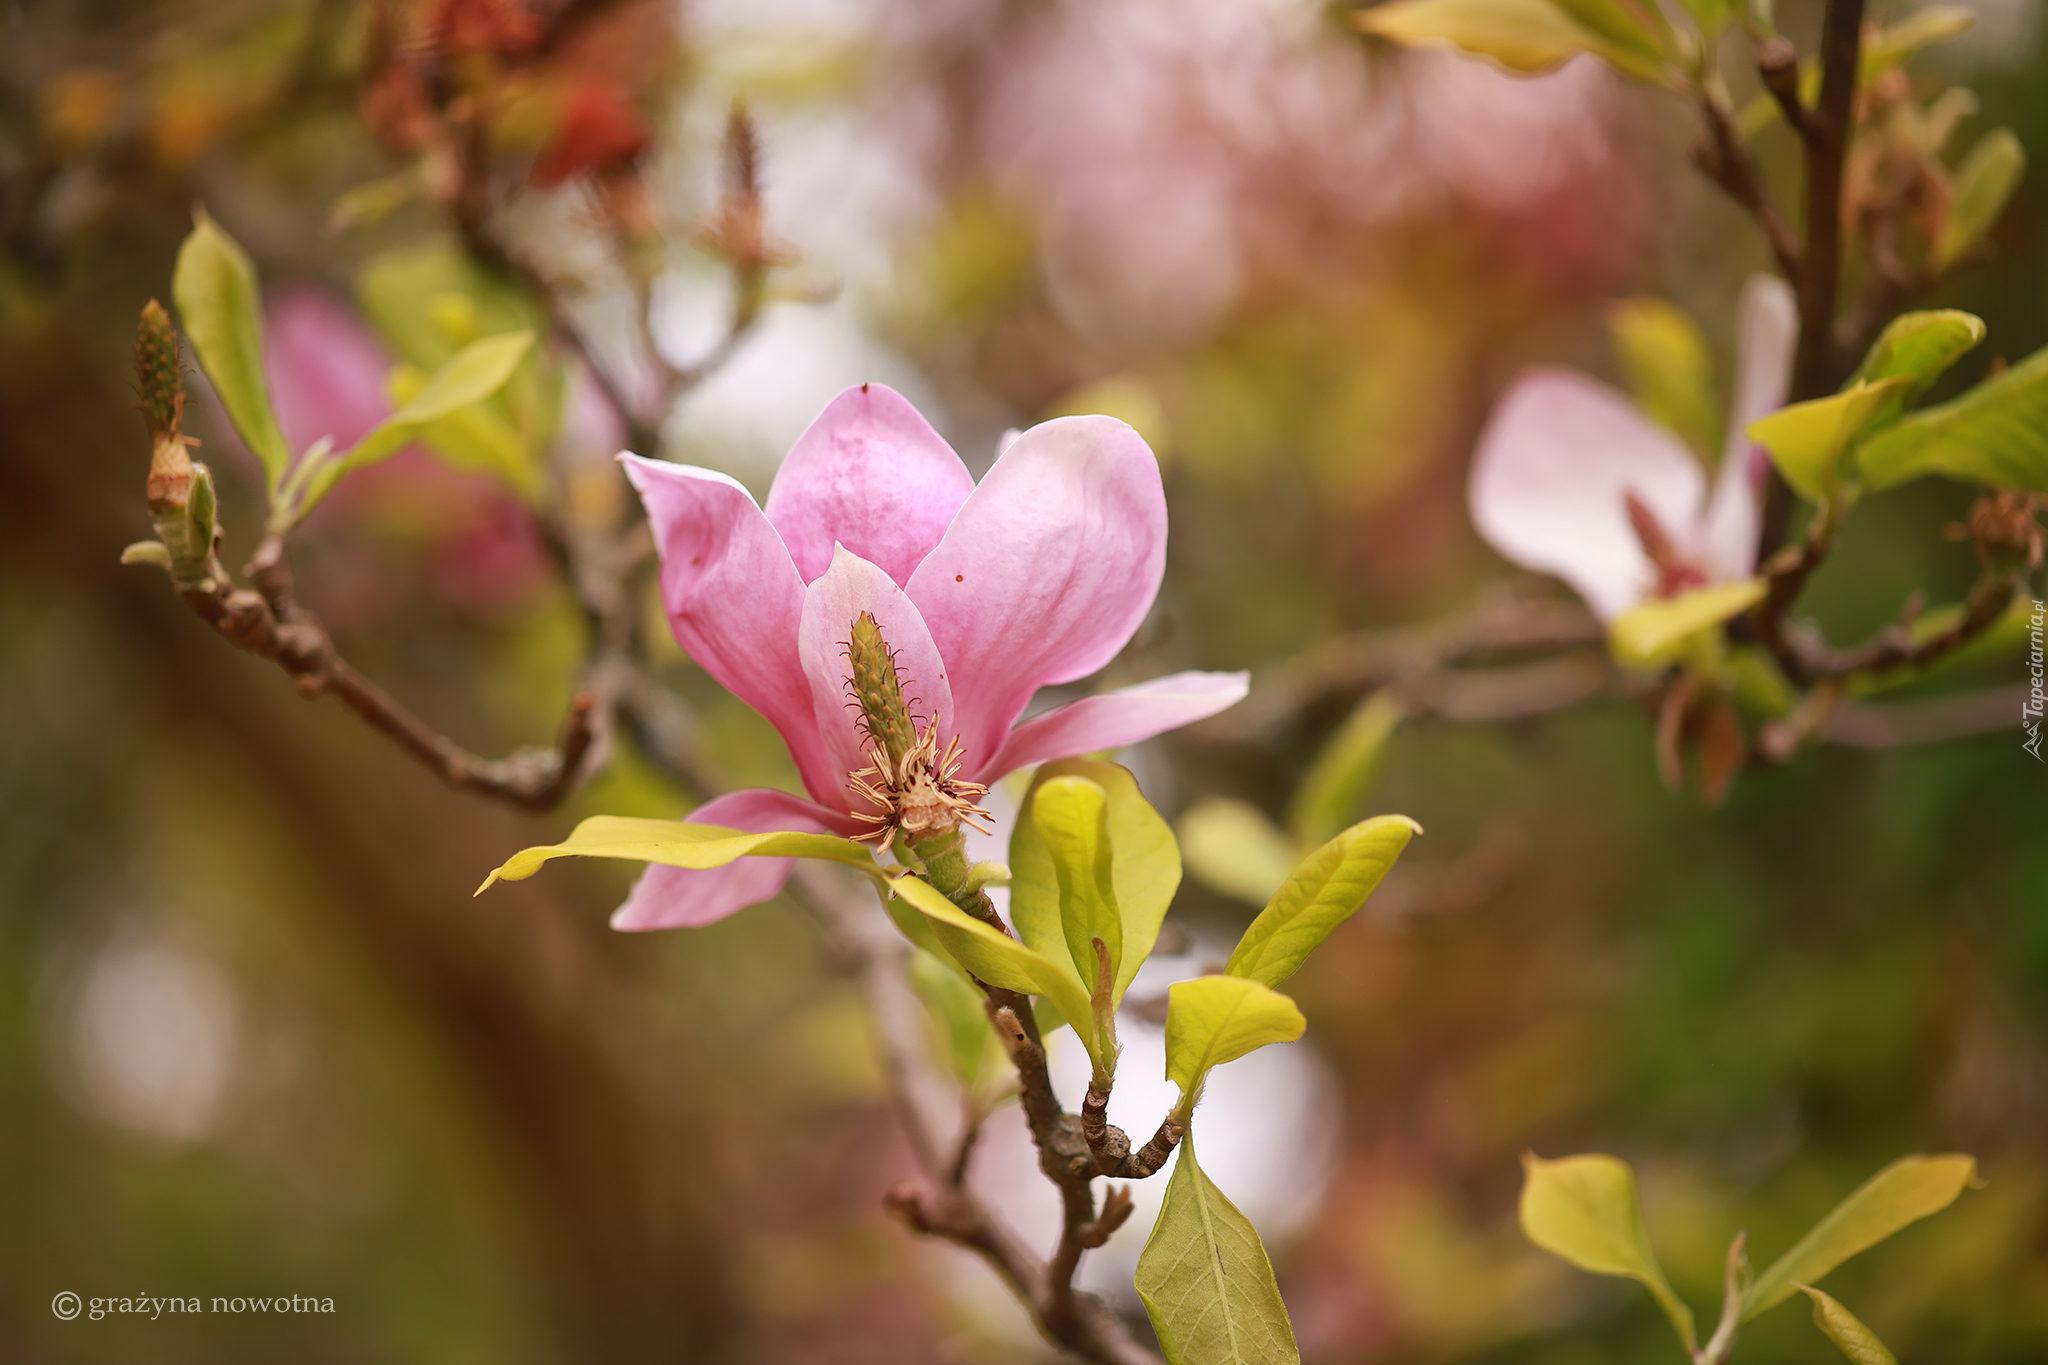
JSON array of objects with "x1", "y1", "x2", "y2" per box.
[{"x1": 2025, "y1": 599, "x2": 2044, "y2": 762}]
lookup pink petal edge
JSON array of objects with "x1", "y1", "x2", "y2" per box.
[
  {"x1": 620, "y1": 453, "x2": 841, "y2": 806},
  {"x1": 1468, "y1": 368, "x2": 1705, "y2": 622},
  {"x1": 1701, "y1": 274, "x2": 1798, "y2": 582},
  {"x1": 906, "y1": 415, "x2": 1168, "y2": 774},
  {"x1": 980, "y1": 670, "x2": 1250, "y2": 780}
]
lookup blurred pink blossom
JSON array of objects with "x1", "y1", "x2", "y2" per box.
[
  {"x1": 1467, "y1": 274, "x2": 1798, "y2": 620},
  {"x1": 981, "y1": 0, "x2": 1638, "y2": 342}
]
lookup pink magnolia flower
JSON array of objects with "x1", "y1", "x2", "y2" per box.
[
  {"x1": 1467, "y1": 274, "x2": 1798, "y2": 621},
  {"x1": 618, "y1": 383, "x2": 1249, "y2": 930}
]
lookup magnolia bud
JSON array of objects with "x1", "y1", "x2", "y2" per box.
[{"x1": 137, "y1": 299, "x2": 195, "y2": 512}]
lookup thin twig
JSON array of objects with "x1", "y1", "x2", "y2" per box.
[
  {"x1": 161, "y1": 534, "x2": 599, "y2": 810},
  {"x1": 1694, "y1": 84, "x2": 1804, "y2": 284}
]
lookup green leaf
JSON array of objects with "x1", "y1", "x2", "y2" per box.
[
  {"x1": 172, "y1": 211, "x2": 294, "y2": 495},
  {"x1": 1848, "y1": 310, "x2": 1986, "y2": 409},
  {"x1": 1354, "y1": 0, "x2": 1606, "y2": 75},
  {"x1": 1609, "y1": 578, "x2": 1768, "y2": 667},
  {"x1": 476, "y1": 815, "x2": 876, "y2": 893},
  {"x1": 358, "y1": 240, "x2": 546, "y2": 371},
  {"x1": 1856, "y1": 344, "x2": 2048, "y2": 493},
  {"x1": 1796, "y1": 1286, "x2": 1899, "y2": 1365},
  {"x1": 1671, "y1": 0, "x2": 1729, "y2": 39},
  {"x1": 1937, "y1": 129, "x2": 2027, "y2": 271},
  {"x1": 1286, "y1": 688, "x2": 1406, "y2": 847},
  {"x1": 1610, "y1": 296, "x2": 1720, "y2": 460},
  {"x1": 348, "y1": 330, "x2": 534, "y2": 466},
  {"x1": 1178, "y1": 798, "x2": 1299, "y2": 907},
  {"x1": 1225, "y1": 816, "x2": 1420, "y2": 988},
  {"x1": 1742, "y1": 1154, "x2": 1978, "y2": 1319},
  {"x1": 357, "y1": 239, "x2": 559, "y2": 465},
  {"x1": 1136, "y1": 1140, "x2": 1302, "y2": 1365},
  {"x1": 1543, "y1": 0, "x2": 1675, "y2": 78},
  {"x1": 1749, "y1": 379, "x2": 1910, "y2": 500},
  {"x1": 1009, "y1": 759, "x2": 1180, "y2": 1006},
  {"x1": 1164, "y1": 975, "x2": 1305, "y2": 1104},
  {"x1": 1031, "y1": 776, "x2": 1123, "y2": 996},
  {"x1": 887, "y1": 874, "x2": 1099, "y2": 1067},
  {"x1": 1519, "y1": 1152, "x2": 1696, "y2": 1352},
  {"x1": 289, "y1": 331, "x2": 533, "y2": 519},
  {"x1": 908, "y1": 949, "x2": 1002, "y2": 1091},
  {"x1": 388, "y1": 362, "x2": 544, "y2": 501}
]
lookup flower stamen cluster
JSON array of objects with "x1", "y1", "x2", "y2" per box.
[
  {"x1": 847, "y1": 714, "x2": 992, "y2": 845},
  {"x1": 841, "y1": 611, "x2": 991, "y2": 845}
]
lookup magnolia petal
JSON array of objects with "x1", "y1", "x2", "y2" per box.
[
  {"x1": 1701, "y1": 274, "x2": 1799, "y2": 581},
  {"x1": 763, "y1": 383, "x2": 977, "y2": 587},
  {"x1": 907, "y1": 415, "x2": 1167, "y2": 774},
  {"x1": 621, "y1": 455, "x2": 840, "y2": 805},
  {"x1": 1469, "y1": 368, "x2": 1705, "y2": 622},
  {"x1": 797, "y1": 545, "x2": 958, "y2": 811},
  {"x1": 1724, "y1": 273, "x2": 1801, "y2": 462},
  {"x1": 609, "y1": 789, "x2": 856, "y2": 931},
  {"x1": 982, "y1": 670, "x2": 1250, "y2": 780}
]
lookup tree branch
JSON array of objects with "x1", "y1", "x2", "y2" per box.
[
  {"x1": 154, "y1": 533, "x2": 599, "y2": 810},
  {"x1": 789, "y1": 865, "x2": 1164, "y2": 1365},
  {"x1": 1759, "y1": 0, "x2": 1868, "y2": 559}
]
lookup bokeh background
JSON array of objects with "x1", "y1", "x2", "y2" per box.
[{"x1": 3, "y1": 0, "x2": 2046, "y2": 1361}]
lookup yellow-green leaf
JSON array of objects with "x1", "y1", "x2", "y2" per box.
[
  {"x1": 476, "y1": 815, "x2": 876, "y2": 893},
  {"x1": 1742, "y1": 1154, "x2": 1978, "y2": 1318},
  {"x1": 290, "y1": 331, "x2": 533, "y2": 519},
  {"x1": 1545, "y1": 0, "x2": 1675, "y2": 76},
  {"x1": 1225, "y1": 816, "x2": 1419, "y2": 988},
  {"x1": 1032, "y1": 776, "x2": 1122, "y2": 995},
  {"x1": 887, "y1": 874, "x2": 1098, "y2": 1067},
  {"x1": 388, "y1": 362, "x2": 541, "y2": 500},
  {"x1": 1609, "y1": 578, "x2": 1768, "y2": 667},
  {"x1": 1749, "y1": 379, "x2": 1909, "y2": 500},
  {"x1": 1355, "y1": 0, "x2": 1601, "y2": 74},
  {"x1": 1519, "y1": 1152, "x2": 1696, "y2": 1352},
  {"x1": 1136, "y1": 1141, "x2": 1301, "y2": 1365},
  {"x1": 1163, "y1": 975, "x2": 1306, "y2": 1103},
  {"x1": 1849, "y1": 310, "x2": 1985, "y2": 406},
  {"x1": 1797, "y1": 1286, "x2": 1899, "y2": 1365},
  {"x1": 346, "y1": 330, "x2": 534, "y2": 467},
  {"x1": 1286, "y1": 688, "x2": 1406, "y2": 847},
  {"x1": 1857, "y1": 344, "x2": 2048, "y2": 493},
  {"x1": 1179, "y1": 798, "x2": 1299, "y2": 908},
  {"x1": 172, "y1": 211, "x2": 294, "y2": 494},
  {"x1": 1009, "y1": 759, "x2": 1179, "y2": 1005},
  {"x1": 1937, "y1": 129, "x2": 2026, "y2": 271},
  {"x1": 1611, "y1": 296, "x2": 1719, "y2": 460}
]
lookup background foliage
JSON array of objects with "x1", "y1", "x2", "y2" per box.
[{"x1": 2, "y1": 0, "x2": 2044, "y2": 1360}]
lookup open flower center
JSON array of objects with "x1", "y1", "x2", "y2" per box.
[{"x1": 841, "y1": 611, "x2": 991, "y2": 845}]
